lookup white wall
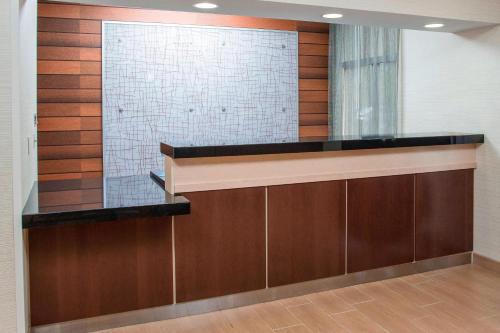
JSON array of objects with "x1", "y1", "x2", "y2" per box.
[
  {"x1": 19, "y1": 0, "x2": 37, "y2": 205},
  {"x1": 17, "y1": 1, "x2": 37, "y2": 331},
  {"x1": 0, "y1": 0, "x2": 37, "y2": 331},
  {"x1": 0, "y1": 0, "x2": 20, "y2": 331},
  {"x1": 402, "y1": 26, "x2": 500, "y2": 261}
]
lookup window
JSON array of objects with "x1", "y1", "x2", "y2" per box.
[{"x1": 329, "y1": 25, "x2": 400, "y2": 137}]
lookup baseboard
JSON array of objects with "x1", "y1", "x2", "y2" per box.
[
  {"x1": 473, "y1": 252, "x2": 500, "y2": 275},
  {"x1": 31, "y1": 252, "x2": 471, "y2": 333}
]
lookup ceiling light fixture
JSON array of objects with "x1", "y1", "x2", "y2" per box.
[
  {"x1": 322, "y1": 13, "x2": 343, "y2": 19},
  {"x1": 193, "y1": 2, "x2": 218, "y2": 9},
  {"x1": 424, "y1": 23, "x2": 445, "y2": 29}
]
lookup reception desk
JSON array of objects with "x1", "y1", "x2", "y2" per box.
[
  {"x1": 159, "y1": 133, "x2": 482, "y2": 304},
  {"x1": 25, "y1": 133, "x2": 483, "y2": 332}
]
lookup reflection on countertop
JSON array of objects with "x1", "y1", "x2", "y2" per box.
[{"x1": 22, "y1": 174, "x2": 190, "y2": 228}]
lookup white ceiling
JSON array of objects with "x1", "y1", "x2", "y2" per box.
[{"x1": 56, "y1": 0, "x2": 498, "y2": 33}]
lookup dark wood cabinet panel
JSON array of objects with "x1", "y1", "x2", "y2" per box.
[
  {"x1": 268, "y1": 181, "x2": 346, "y2": 287},
  {"x1": 347, "y1": 175, "x2": 415, "y2": 273},
  {"x1": 415, "y1": 169, "x2": 473, "y2": 260},
  {"x1": 29, "y1": 217, "x2": 173, "y2": 326},
  {"x1": 175, "y1": 188, "x2": 266, "y2": 302}
]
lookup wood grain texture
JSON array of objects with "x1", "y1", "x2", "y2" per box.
[
  {"x1": 38, "y1": 117, "x2": 101, "y2": 131},
  {"x1": 299, "y1": 32, "x2": 329, "y2": 44},
  {"x1": 96, "y1": 265, "x2": 500, "y2": 333},
  {"x1": 300, "y1": 103, "x2": 328, "y2": 114},
  {"x1": 29, "y1": 217, "x2": 173, "y2": 326},
  {"x1": 38, "y1": 75, "x2": 101, "y2": 89},
  {"x1": 299, "y1": 125, "x2": 329, "y2": 137},
  {"x1": 299, "y1": 113, "x2": 328, "y2": 126},
  {"x1": 38, "y1": 103, "x2": 101, "y2": 117},
  {"x1": 299, "y1": 79, "x2": 328, "y2": 91},
  {"x1": 299, "y1": 44, "x2": 329, "y2": 56},
  {"x1": 38, "y1": 18, "x2": 102, "y2": 34},
  {"x1": 38, "y1": 46, "x2": 101, "y2": 61},
  {"x1": 296, "y1": 21, "x2": 330, "y2": 33},
  {"x1": 268, "y1": 181, "x2": 346, "y2": 287},
  {"x1": 38, "y1": 145, "x2": 102, "y2": 160},
  {"x1": 415, "y1": 169, "x2": 474, "y2": 260},
  {"x1": 38, "y1": 158, "x2": 102, "y2": 174},
  {"x1": 299, "y1": 56, "x2": 329, "y2": 68},
  {"x1": 347, "y1": 175, "x2": 415, "y2": 273},
  {"x1": 38, "y1": 61, "x2": 101, "y2": 75},
  {"x1": 299, "y1": 67, "x2": 329, "y2": 79},
  {"x1": 299, "y1": 90, "x2": 329, "y2": 102},
  {"x1": 38, "y1": 31, "x2": 101, "y2": 47},
  {"x1": 38, "y1": 131, "x2": 102, "y2": 146},
  {"x1": 175, "y1": 188, "x2": 266, "y2": 302},
  {"x1": 38, "y1": 89, "x2": 101, "y2": 103}
]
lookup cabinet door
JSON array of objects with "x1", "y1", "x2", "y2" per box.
[
  {"x1": 415, "y1": 169, "x2": 473, "y2": 260},
  {"x1": 268, "y1": 181, "x2": 346, "y2": 287},
  {"x1": 175, "y1": 187, "x2": 266, "y2": 302},
  {"x1": 29, "y1": 217, "x2": 173, "y2": 326},
  {"x1": 347, "y1": 175, "x2": 414, "y2": 273}
]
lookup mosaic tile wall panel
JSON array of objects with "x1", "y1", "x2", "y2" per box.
[{"x1": 103, "y1": 22, "x2": 299, "y2": 177}]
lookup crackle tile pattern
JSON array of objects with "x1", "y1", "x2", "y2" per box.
[
  {"x1": 103, "y1": 22, "x2": 299, "y2": 177},
  {"x1": 98, "y1": 264, "x2": 500, "y2": 333}
]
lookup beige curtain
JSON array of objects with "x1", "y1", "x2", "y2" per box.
[{"x1": 329, "y1": 24, "x2": 400, "y2": 137}]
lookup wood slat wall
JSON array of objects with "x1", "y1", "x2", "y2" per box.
[{"x1": 37, "y1": 2, "x2": 330, "y2": 180}]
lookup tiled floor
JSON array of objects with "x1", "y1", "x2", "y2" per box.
[{"x1": 100, "y1": 264, "x2": 500, "y2": 332}]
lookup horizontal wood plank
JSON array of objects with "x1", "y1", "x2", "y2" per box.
[
  {"x1": 38, "y1": 103, "x2": 101, "y2": 117},
  {"x1": 299, "y1": 32, "x2": 329, "y2": 45},
  {"x1": 38, "y1": 131, "x2": 102, "y2": 146},
  {"x1": 38, "y1": 89, "x2": 101, "y2": 103},
  {"x1": 38, "y1": 46, "x2": 101, "y2": 61},
  {"x1": 299, "y1": 90, "x2": 329, "y2": 102},
  {"x1": 38, "y1": 32, "x2": 101, "y2": 47},
  {"x1": 299, "y1": 125, "x2": 329, "y2": 137},
  {"x1": 299, "y1": 44, "x2": 329, "y2": 56},
  {"x1": 296, "y1": 21, "x2": 330, "y2": 33},
  {"x1": 299, "y1": 113, "x2": 328, "y2": 126},
  {"x1": 39, "y1": 158, "x2": 103, "y2": 174},
  {"x1": 299, "y1": 56, "x2": 329, "y2": 68},
  {"x1": 299, "y1": 67, "x2": 329, "y2": 79},
  {"x1": 300, "y1": 102, "x2": 328, "y2": 114},
  {"x1": 38, "y1": 117, "x2": 102, "y2": 132},
  {"x1": 38, "y1": 172, "x2": 103, "y2": 181},
  {"x1": 38, "y1": 3, "x2": 82, "y2": 20},
  {"x1": 38, "y1": 3, "x2": 297, "y2": 31},
  {"x1": 38, "y1": 75, "x2": 101, "y2": 89},
  {"x1": 299, "y1": 79, "x2": 328, "y2": 91},
  {"x1": 38, "y1": 61, "x2": 101, "y2": 75},
  {"x1": 38, "y1": 145, "x2": 103, "y2": 160},
  {"x1": 38, "y1": 18, "x2": 102, "y2": 34}
]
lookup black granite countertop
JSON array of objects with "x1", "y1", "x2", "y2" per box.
[
  {"x1": 22, "y1": 174, "x2": 190, "y2": 229},
  {"x1": 161, "y1": 132, "x2": 484, "y2": 159}
]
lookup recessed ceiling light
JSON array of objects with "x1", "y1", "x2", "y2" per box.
[
  {"x1": 322, "y1": 13, "x2": 343, "y2": 19},
  {"x1": 424, "y1": 23, "x2": 445, "y2": 29},
  {"x1": 193, "y1": 2, "x2": 218, "y2": 9}
]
